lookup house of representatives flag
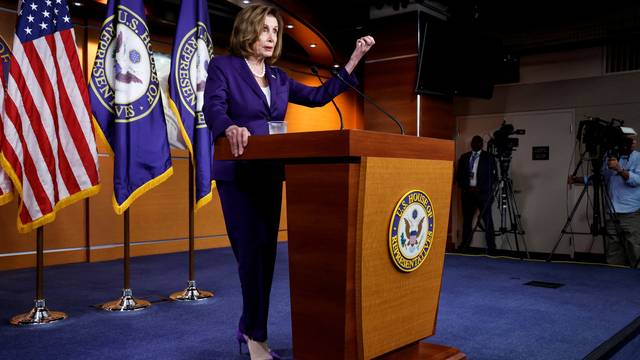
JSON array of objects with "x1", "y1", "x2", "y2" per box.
[
  {"x1": 89, "y1": 0, "x2": 173, "y2": 214},
  {"x1": 169, "y1": 0, "x2": 214, "y2": 211},
  {"x1": 0, "y1": 0, "x2": 100, "y2": 232},
  {"x1": 0, "y1": 34, "x2": 13, "y2": 206}
]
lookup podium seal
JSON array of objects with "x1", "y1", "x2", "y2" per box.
[{"x1": 389, "y1": 190, "x2": 435, "y2": 272}]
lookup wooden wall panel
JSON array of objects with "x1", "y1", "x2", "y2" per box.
[
  {"x1": 364, "y1": 57, "x2": 418, "y2": 135},
  {"x1": 367, "y1": 12, "x2": 419, "y2": 60},
  {"x1": 194, "y1": 187, "x2": 228, "y2": 237},
  {"x1": 364, "y1": 12, "x2": 419, "y2": 136},
  {"x1": 130, "y1": 155, "x2": 190, "y2": 243},
  {"x1": 88, "y1": 156, "x2": 123, "y2": 248},
  {"x1": 420, "y1": 97, "x2": 455, "y2": 139},
  {"x1": 363, "y1": 11, "x2": 454, "y2": 140},
  {"x1": 38, "y1": 201, "x2": 87, "y2": 249},
  {"x1": 0, "y1": 3, "x2": 16, "y2": 47},
  {"x1": 0, "y1": 201, "x2": 34, "y2": 253}
]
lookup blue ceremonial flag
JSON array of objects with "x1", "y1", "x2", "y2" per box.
[
  {"x1": 0, "y1": 34, "x2": 13, "y2": 206},
  {"x1": 89, "y1": 0, "x2": 173, "y2": 214},
  {"x1": 169, "y1": 0, "x2": 215, "y2": 211}
]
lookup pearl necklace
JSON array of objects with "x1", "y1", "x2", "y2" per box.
[{"x1": 245, "y1": 58, "x2": 265, "y2": 78}]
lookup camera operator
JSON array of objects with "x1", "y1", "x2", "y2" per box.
[
  {"x1": 568, "y1": 127, "x2": 640, "y2": 268},
  {"x1": 456, "y1": 135, "x2": 498, "y2": 254}
]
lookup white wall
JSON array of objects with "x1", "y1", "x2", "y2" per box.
[{"x1": 453, "y1": 46, "x2": 640, "y2": 255}]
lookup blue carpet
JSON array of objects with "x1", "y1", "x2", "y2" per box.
[
  {"x1": 0, "y1": 244, "x2": 638, "y2": 359},
  {"x1": 430, "y1": 255, "x2": 640, "y2": 360}
]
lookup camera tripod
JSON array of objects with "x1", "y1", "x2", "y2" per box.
[
  {"x1": 546, "y1": 156, "x2": 625, "y2": 263},
  {"x1": 473, "y1": 157, "x2": 530, "y2": 258}
]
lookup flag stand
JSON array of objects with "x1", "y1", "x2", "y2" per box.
[
  {"x1": 170, "y1": 159, "x2": 213, "y2": 301},
  {"x1": 10, "y1": 227, "x2": 67, "y2": 325},
  {"x1": 99, "y1": 209, "x2": 150, "y2": 311}
]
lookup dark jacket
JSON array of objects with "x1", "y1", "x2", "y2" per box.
[{"x1": 455, "y1": 150, "x2": 498, "y2": 193}]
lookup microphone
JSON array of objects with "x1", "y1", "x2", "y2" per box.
[
  {"x1": 331, "y1": 68, "x2": 405, "y2": 135},
  {"x1": 310, "y1": 66, "x2": 344, "y2": 131}
]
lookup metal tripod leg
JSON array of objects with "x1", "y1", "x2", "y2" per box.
[
  {"x1": 504, "y1": 179, "x2": 529, "y2": 258},
  {"x1": 498, "y1": 181, "x2": 512, "y2": 250},
  {"x1": 547, "y1": 184, "x2": 590, "y2": 261},
  {"x1": 504, "y1": 180, "x2": 519, "y2": 255}
]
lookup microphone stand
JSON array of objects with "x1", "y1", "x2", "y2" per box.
[
  {"x1": 331, "y1": 68, "x2": 405, "y2": 135},
  {"x1": 311, "y1": 66, "x2": 344, "y2": 130}
]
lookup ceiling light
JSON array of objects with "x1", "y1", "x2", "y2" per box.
[
  {"x1": 242, "y1": 0, "x2": 251, "y2": 4},
  {"x1": 309, "y1": 43, "x2": 317, "y2": 48},
  {"x1": 333, "y1": 64, "x2": 340, "y2": 68},
  {"x1": 286, "y1": 24, "x2": 294, "y2": 29}
]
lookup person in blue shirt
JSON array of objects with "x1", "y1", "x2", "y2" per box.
[{"x1": 570, "y1": 127, "x2": 640, "y2": 267}]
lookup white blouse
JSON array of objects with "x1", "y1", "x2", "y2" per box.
[{"x1": 261, "y1": 85, "x2": 271, "y2": 107}]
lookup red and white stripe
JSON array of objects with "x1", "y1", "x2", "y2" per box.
[{"x1": 1, "y1": 28, "x2": 99, "y2": 232}]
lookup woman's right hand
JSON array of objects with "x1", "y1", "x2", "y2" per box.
[
  {"x1": 344, "y1": 36, "x2": 375, "y2": 74},
  {"x1": 225, "y1": 125, "x2": 250, "y2": 157}
]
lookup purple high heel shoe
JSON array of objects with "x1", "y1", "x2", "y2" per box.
[
  {"x1": 235, "y1": 330, "x2": 281, "y2": 359},
  {"x1": 236, "y1": 330, "x2": 248, "y2": 354}
]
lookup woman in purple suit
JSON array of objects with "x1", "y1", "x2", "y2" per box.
[{"x1": 203, "y1": 4, "x2": 374, "y2": 359}]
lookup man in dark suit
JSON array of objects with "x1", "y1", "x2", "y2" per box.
[{"x1": 456, "y1": 135, "x2": 498, "y2": 253}]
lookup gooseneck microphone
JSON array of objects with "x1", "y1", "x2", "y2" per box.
[
  {"x1": 310, "y1": 66, "x2": 344, "y2": 131},
  {"x1": 331, "y1": 68, "x2": 405, "y2": 135}
]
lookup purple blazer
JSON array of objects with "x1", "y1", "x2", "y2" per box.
[{"x1": 202, "y1": 55, "x2": 357, "y2": 181}]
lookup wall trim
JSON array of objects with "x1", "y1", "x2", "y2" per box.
[
  {"x1": 366, "y1": 54, "x2": 417, "y2": 64},
  {"x1": 0, "y1": 230, "x2": 287, "y2": 260}
]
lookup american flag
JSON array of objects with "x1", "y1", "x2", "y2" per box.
[{"x1": 0, "y1": 0, "x2": 100, "y2": 232}]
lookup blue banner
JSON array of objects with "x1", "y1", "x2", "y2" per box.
[
  {"x1": 169, "y1": 0, "x2": 215, "y2": 211},
  {"x1": 89, "y1": 0, "x2": 173, "y2": 214},
  {"x1": 0, "y1": 34, "x2": 10, "y2": 85},
  {"x1": 0, "y1": 34, "x2": 13, "y2": 206}
]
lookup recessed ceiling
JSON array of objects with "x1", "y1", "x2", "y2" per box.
[{"x1": 68, "y1": 0, "x2": 640, "y2": 60}]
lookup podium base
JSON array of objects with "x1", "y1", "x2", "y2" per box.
[
  {"x1": 10, "y1": 299, "x2": 67, "y2": 326},
  {"x1": 98, "y1": 289, "x2": 151, "y2": 312},
  {"x1": 377, "y1": 342, "x2": 466, "y2": 360},
  {"x1": 169, "y1": 280, "x2": 214, "y2": 301}
]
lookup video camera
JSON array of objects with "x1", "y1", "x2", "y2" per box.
[
  {"x1": 488, "y1": 122, "x2": 526, "y2": 159},
  {"x1": 577, "y1": 117, "x2": 631, "y2": 159}
]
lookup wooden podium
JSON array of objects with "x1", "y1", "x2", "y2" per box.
[{"x1": 215, "y1": 130, "x2": 464, "y2": 360}]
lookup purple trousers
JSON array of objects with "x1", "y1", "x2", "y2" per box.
[{"x1": 216, "y1": 163, "x2": 283, "y2": 342}]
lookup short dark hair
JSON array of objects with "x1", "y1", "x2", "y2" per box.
[{"x1": 229, "y1": 5, "x2": 283, "y2": 64}]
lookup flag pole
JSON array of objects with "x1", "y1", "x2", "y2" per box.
[
  {"x1": 99, "y1": 209, "x2": 151, "y2": 311},
  {"x1": 170, "y1": 158, "x2": 213, "y2": 301},
  {"x1": 10, "y1": 226, "x2": 67, "y2": 325}
]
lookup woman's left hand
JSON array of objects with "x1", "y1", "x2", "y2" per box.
[{"x1": 345, "y1": 36, "x2": 375, "y2": 74}]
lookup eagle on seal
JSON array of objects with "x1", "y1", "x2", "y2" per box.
[{"x1": 403, "y1": 209, "x2": 424, "y2": 248}]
